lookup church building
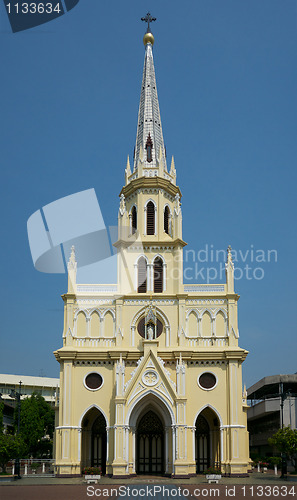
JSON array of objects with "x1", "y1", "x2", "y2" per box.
[{"x1": 54, "y1": 18, "x2": 250, "y2": 478}]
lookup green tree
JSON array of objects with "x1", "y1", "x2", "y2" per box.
[
  {"x1": 268, "y1": 427, "x2": 297, "y2": 472},
  {"x1": 0, "y1": 402, "x2": 4, "y2": 435},
  {"x1": 0, "y1": 434, "x2": 26, "y2": 473},
  {"x1": 15, "y1": 393, "x2": 55, "y2": 458}
]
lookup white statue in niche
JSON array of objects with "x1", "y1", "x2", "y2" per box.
[{"x1": 147, "y1": 325, "x2": 154, "y2": 340}]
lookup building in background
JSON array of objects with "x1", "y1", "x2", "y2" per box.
[
  {"x1": 0, "y1": 373, "x2": 59, "y2": 432},
  {"x1": 247, "y1": 374, "x2": 297, "y2": 458}
]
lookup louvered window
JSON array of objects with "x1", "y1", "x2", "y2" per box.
[
  {"x1": 138, "y1": 257, "x2": 147, "y2": 293},
  {"x1": 131, "y1": 206, "x2": 137, "y2": 234},
  {"x1": 164, "y1": 206, "x2": 169, "y2": 234},
  {"x1": 154, "y1": 258, "x2": 163, "y2": 293},
  {"x1": 146, "y1": 201, "x2": 155, "y2": 235}
]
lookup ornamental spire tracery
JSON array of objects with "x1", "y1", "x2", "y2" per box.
[{"x1": 133, "y1": 15, "x2": 167, "y2": 174}]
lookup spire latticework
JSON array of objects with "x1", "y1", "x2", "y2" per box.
[{"x1": 133, "y1": 40, "x2": 167, "y2": 174}]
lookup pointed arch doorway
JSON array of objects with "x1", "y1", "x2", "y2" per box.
[
  {"x1": 128, "y1": 393, "x2": 174, "y2": 476},
  {"x1": 136, "y1": 410, "x2": 164, "y2": 475},
  {"x1": 195, "y1": 407, "x2": 221, "y2": 474},
  {"x1": 195, "y1": 414, "x2": 210, "y2": 473},
  {"x1": 81, "y1": 407, "x2": 107, "y2": 475},
  {"x1": 91, "y1": 413, "x2": 107, "y2": 474}
]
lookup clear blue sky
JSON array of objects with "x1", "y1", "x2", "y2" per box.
[{"x1": 0, "y1": 0, "x2": 296, "y2": 388}]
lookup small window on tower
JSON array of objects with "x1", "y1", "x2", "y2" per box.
[
  {"x1": 146, "y1": 201, "x2": 155, "y2": 235},
  {"x1": 164, "y1": 206, "x2": 170, "y2": 235},
  {"x1": 145, "y1": 133, "x2": 153, "y2": 163},
  {"x1": 131, "y1": 206, "x2": 137, "y2": 234},
  {"x1": 138, "y1": 257, "x2": 147, "y2": 293},
  {"x1": 153, "y1": 257, "x2": 163, "y2": 293}
]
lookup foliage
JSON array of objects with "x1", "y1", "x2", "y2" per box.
[
  {"x1": 0, "y1": 434, "x2": 26, "y2": 473},
  {"x1": 268, "y1": 456, "x2": 281, "y2": 466},
  {"x1": 250, "y1": 451, "x2": 260, "y2": 462},
  {"x1": 0, "y1": 403, "x2": 4, "y2": 435},
  {"x1": 14, "y1": 392, "x2": 55, "y2": 458},
  {"x1": 268, "y1": 427, "x2": 297, "y2": 471},
  {"x1": 204, "y1": 466, "x2": 221, "y2": 475},
  {"x1": 30, "y1": 462, "x2": 40, "y2": 471},
  {"x1": 82, "y1": 466, "x2": 101, "y2": 475}
]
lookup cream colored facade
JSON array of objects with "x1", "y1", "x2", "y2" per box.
[{"x1": 54, "y1": 29, "x2": 250, "y2": 477}]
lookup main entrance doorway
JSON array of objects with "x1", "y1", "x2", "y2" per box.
[
  {"x1": 136, "y1": 410, "x2": 164, "y2": 474},
  {"x1": 195, "y1": 414, "x2": 210, "y2": 473}
]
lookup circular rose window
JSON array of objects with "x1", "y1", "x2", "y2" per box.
[
  {"x1": 84, "y1": 373, "x2": 103, "y2": 391},
  {"x1": 137, "y1": 317, "x2": 163, "y2": 338},
  {"x1": 198, "y1": 372, "x2": 217, "y2": 390}
]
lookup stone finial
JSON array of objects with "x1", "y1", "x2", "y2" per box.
[
  {"x1": 67, "y1": 245, "x2": 77, "y2": 293},
  {"x1": 125, "y1": 155, "x2": 131, "y2": 185},
  {"x1": 225, "y1": 244, "x2": 234, "y2": 293},
  {"x1": 68, "y1": 245, "x2": 77, "y2": 271},
  {"x1": 227, "y1": 245, "x2": 233, "y2": 266},
  {"x1": 170, "y1": 156, "x2": 176, "y2": 175}
]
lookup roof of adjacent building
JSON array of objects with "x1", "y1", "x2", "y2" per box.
[
  {"x1": 247, "y1": 373, "x2": 297, "y2": 400},
  {"x1": 0, "y1": 373, "x2": 59, "y2": 387}
]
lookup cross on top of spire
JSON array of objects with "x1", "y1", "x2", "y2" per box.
[{"x1": 141, "y1": 12, "x2": 156, "y2": 33}]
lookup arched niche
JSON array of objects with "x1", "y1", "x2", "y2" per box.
[
  {"x1": 201, "y1": 311, "x2": 212, "y2": 337},
  {"x1": 187, "y1": 311, "x2": 199, "y2": 337},
  {"x1": 90, "y1": 311, "x2": 100, "y2": 338},
  {"x1": 215, "y1": 311, "x2": 226, "y2": 337},
  {"x1": 103, "y1": 311, "x2": 114, "y2": 337},
  {"x1": 77, "y1": 311, "x2": 87, "y2": 337}
]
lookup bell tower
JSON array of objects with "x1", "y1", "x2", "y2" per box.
[{"x1": 116, "y1": 19, "x2": 186, "y2": 296}]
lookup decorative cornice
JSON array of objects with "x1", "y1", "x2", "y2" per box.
[
  {"x1": 120, "y1": 177, "x2": 181, "y2": 199},
  {"x1": 114, "y1": 239, "x2": 187, "y2": 250}
]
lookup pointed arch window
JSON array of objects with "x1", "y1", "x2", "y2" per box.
[
  {"x1": 145, "y1": 134, "x2": 153, "y2": 163},
  {"x1": 154, "y1": 257, "x2": 163, "y2": 293},
  {"x1": 138, "y1": 257, "x2": 147, "y2": 293},
  {"x1": 164, "y1": 206, "x2": 170, "y2": 235},
  {"x1": 131, "y1": 206, "x2": 137, "y2": 234},
  {"x1": 146, "y1": 201, "x2": 155, "y2": 235}
]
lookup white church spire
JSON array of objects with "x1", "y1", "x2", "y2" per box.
[{"x1": 133, "y1": 14, "x2": 167, "y2": 174}]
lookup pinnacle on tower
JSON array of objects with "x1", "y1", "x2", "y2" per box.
[
  {"x1": 67, "y1": 245, "x2": 77, "y2": 293},
  {"x1": 125, "y1": 155, "x2": 131, "y2": 185},
  {"x1": 225, "y1": 245, "x2": 235, "y2": 294}
]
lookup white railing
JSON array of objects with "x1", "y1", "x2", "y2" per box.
[
  {"x1": 74, "y1": 337, "x2": 116, "y2": 347},
  {"x1": 184, "y1": 284, "x2": 225, "y2": 293},
  {"x1": 185, "y1": 337, "x2": 228, "y2": 347},
  {"x1": 76, "y1": 284, "x2": 117, "y2": 293},
  {"x1": 7, "y1": 459, "x2": 55, "y2": 476}
]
